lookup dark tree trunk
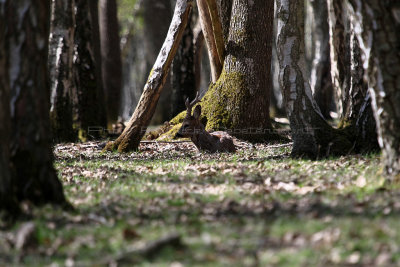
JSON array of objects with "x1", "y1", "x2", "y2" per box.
[
  {"x1": 0, "y1": 5, "x2": 17, "y2": 212},
  {"x1": 73, "y1": 0, "x2": 107, "y2": 139},
  {"x1": 349, "y1": 0, "x2": 400, "y2": 175},
  {"x1": 200, "y1": 0, "x2": 274, "y2": 142},
  {"x1": 89, "y1": 0, "x2": 107, "y2": 125},
  {"x1": 276, "y1": 0, "x2": 352, "y2": 158},
  {"x1": 99, "y1": 0, "x2": 122, "y2": 125},
  {"x1": 216, "y1": 0, "x2": 233, "y2": 47},
  {"x1": 310, "y1": 0, "x2": 334, "y2": 119},
  {"x1": 327, "y1": 0, "x2": 351, "y2": 116},
  {"x1": 171, "y1": 11, "x2": 196, "y2": 117},
  {"x1": 48, "y1": 0, "x2": 75, "y2": 142},
  {"x1": 327, "y1": 0, "x2": 379, "y2": 153},
  {"x1": 342, "y1": 9, "x2": 378, "y2": 153},
  {"x1": 3, "y1": 0, "x2": 67, "y2": 207}
]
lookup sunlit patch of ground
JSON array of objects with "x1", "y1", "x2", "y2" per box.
[{"x1": 1, "y1": 141, "x2": 400, "y2": 266}]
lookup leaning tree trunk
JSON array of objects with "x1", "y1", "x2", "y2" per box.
[
  {"x1": 48, "y1": 0, "x2": 75, "y2": 142},
  {"x1": 5, "y1": 0, "x2": 67, "y2": 206},
  {"x1": 309, "y1": 0, "x2": 334, "y2": 119},
  {"x1": 99, "y1": 0, "x2": 122, "y2": 125},
  {"x1": 350, "y1": 0, "x2": 400, "y2": 176},
  {"x1": 199, "y1": 0, "x2": 274, "y2": 142},
  {"x1": 196, "y1": 0, "x2": 224, "y2": 82},
  {"x1": 105, "y1": 0, "x2": 194, "y2": 152},
  {"x1": 276, "y1": 0, "x2": 352, "y2": 158},
  {"x1": 171, "y1": 10, "x2": 196, "y2": 117},
  {"x1": 73, "y1": 0, "x2": 107, "y2": 140}
]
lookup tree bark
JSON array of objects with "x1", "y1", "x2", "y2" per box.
[
  {"x1": 309, "y1": 0, "x2": 334, "y2": 119},
  {"x1": 5, "y1": 0, "x2": 67, "y2": 206},
  {"x1": 0, "y1": 4, "x2": 17, "y2": 212},
  {"x1": 171, "y1": 11, "x2": 196, "y2": 117},
  {"x1": 89, "y1": 0, "x2": 107, "y2": 126},
  {"x1": 73, "y1": 0, "x2": 107, "y2": 139},
  {"x1": 327, "y1": 0, "x2": 379, "y2": 153},
  {"x1": 327, "y1": 0, "x2": 351, "y2": 117},
  {"x1": 215, "y1": 0, "x2": 233, "y2": 47},
  {"x1": 199, "y1": 0, "x2": 274, "y2": 141},
  {"x1": 349, "y1": 0, "x2": 400, "y2": 175},
  {"x1": 48, "y1": 0, "x2": 75, "y2": 142},
  {"x1": 105, "y1": 0, "x2": 194, "y2": 152},
  {"x1": 276, "y1": 0, "x2": 352, "y2": 158},
  {"x1": 99, "y1": 0, "x2": 122, "y2": 125}
]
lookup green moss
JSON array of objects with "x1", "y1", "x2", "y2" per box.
[
  {"x1": 201, "y1": 70, "x2": 246, "y2": 131},
  {"x1": 156, "y1": 124, "x2": 183, "y2": 141},
  {"x1": 170, "y1": 111, "x2": 187, "y2": 125},
  {"x1": 337, "y1": 118, "x2": 353, "y2": 129},
  {"x1": 78, "y1": 129, "x2": 87, "y2": 142},
  {"x1": 165, "y1": 70, "x2": 247, "y2": 134}
]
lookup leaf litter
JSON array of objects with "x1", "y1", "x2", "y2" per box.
[{"x1": 1, "y1": 141, "x2": 400, "y2": 266}]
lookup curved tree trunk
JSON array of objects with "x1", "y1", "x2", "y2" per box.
[
  {"x1": 5, "y1": 0, "x2": 67, "y2": 206},
  {"x1": 73, "y1": 0, "x2": 107, "y2": 140},
  {"x1": 49, "y1": 0, "x2": 75, "y2": 142},
  {"x1": 350, "y1": 0, "x2": 400, "y2": 176},
  {"x1": 276, "y1": 0, "x2": 352, "y2": 158},
  {"x1": 105, "y1": 0, "x2": 194, "y2": 152},
  {"x1": 198, "y1": 0, "x2": 274, "y2": 141},
  {"x1": 196, "y1": 0, "x2": 224, "y2": 82},
  {"x1": 99, "y1": 0, "x2": 122, "y2": 125}
]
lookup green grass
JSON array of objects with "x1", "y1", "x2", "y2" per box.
[{"x1": 1, "y1": 142, "x2": 400, "y2": 266}]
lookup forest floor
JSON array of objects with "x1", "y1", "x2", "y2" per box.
[{"x1": 1, "y1": 140, "x2": 400, "y2": 266}]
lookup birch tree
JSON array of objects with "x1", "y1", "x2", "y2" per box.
[
  {"x1": 349, "y1": 0, "x2": 400, "y2": 175},
  {"x1": 276, "y1": 0, "x2": 353, "y2": 158},
  {"x1": 0, "y1": 0, "x2": 68, "y2": 211},
  {"x1": 48, "y1": 0, "x2": 75, "y2": 142}
]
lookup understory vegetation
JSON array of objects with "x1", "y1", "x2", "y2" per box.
[{"x1": 1, "y1": 141, "x2": 399, "y2": 266}]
